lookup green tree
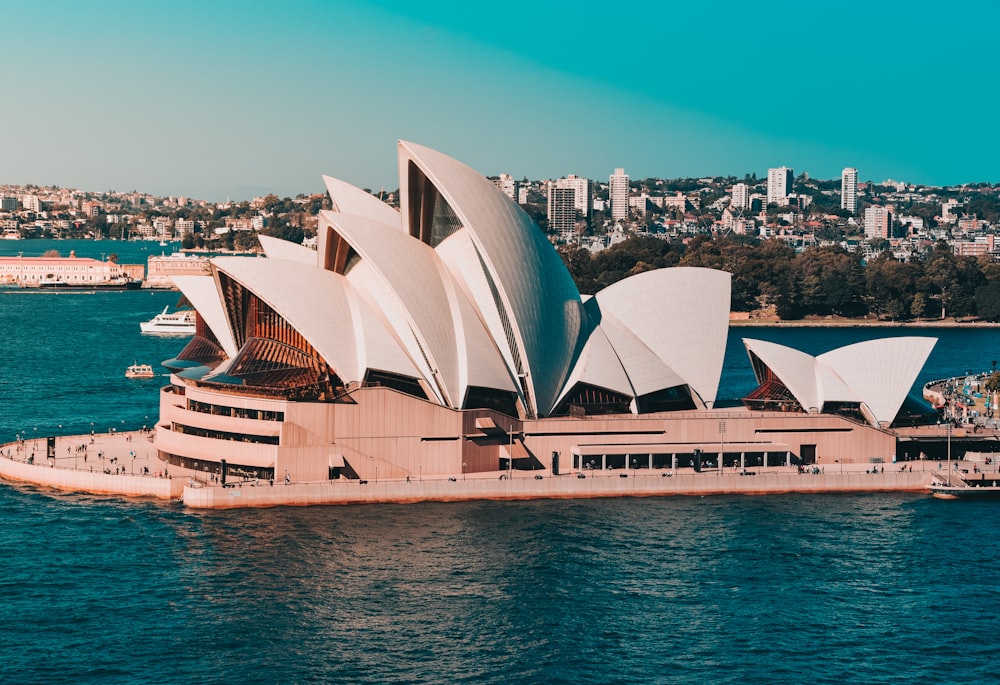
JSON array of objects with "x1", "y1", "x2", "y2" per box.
[
  {"x1": 911, "y1": 292, "x2": 928, "y2": 319},
  {"x1": 975, "y1": 282, "x2": 1000, "y2": 321}
]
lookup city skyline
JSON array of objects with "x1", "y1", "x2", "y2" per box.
[{"x1": 2, "y1": 1, "x2": 997, "y2": 202}]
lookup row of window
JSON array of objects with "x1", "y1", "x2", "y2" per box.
[
  {"x1": 187, "y1": 399, "x2": 284, "y2": 422},
  {"x1": 160, "y1": 450, "x2": 275, "y2": 481},
  {"x1": 172, "y1": 422, "x2": 280, "y2": 445}
]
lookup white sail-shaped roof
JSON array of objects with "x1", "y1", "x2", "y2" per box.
[
  {"x1": 597, "y1": 311, "x2": 687, "y2": 398},
  {"x1": 743, "y1": 338, "x2": 825, "y2": 412},
  {"x1": 212, "y1": 256, "x2": 417, "y2": 384},
  {"x1": 257, "y1": 234, "x2": 316, "y2": 265},
  {"x1": 819, "y1": 337, "x2": 936, "y2": 426},
  {"x1": 743, "y1": 336, "x2": 936, "y2": 426},
  {"x1": 171, "y1": 274, "x2": 238, "y2": 357},
  {"x1": 398, "y1": 140, "x2": 584, "y2": 417},
  {"x1": 322, "y1": 175, "x2": 401, "y2": 229},
  {"x1": 594, "y1": 267, "x2": 731, "y2": 407},
  {"x1": 551, "y1": 322, "x2": 635, "y2": 411},
  {"x1": 321, "y1": 212, "x2": 515, "y2": 407}
]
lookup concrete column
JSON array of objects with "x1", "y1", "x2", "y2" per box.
[
  {"x1": 601, "y1": 454, "x2": 606, "y2": 471},
  {"x1": 740, "y1": 452, "x2": 745, "y2": 472},
  {"x1": 672, "y1": 454, "x2": 676, "y2": 471},
  {"x1": 647, "y1": 453, "x2": 652, "y2": 470},
  {"x1": 786, "y1": 451, "x2": 791, "y2": 467}
]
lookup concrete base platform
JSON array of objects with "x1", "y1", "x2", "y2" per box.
[{"x1": 0, "y1": 431, "x2": 942, "y2": 507}]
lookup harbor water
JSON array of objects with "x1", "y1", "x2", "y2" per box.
[{"x1": 1, "y1": 240, "x2": 999, "y2": 683}]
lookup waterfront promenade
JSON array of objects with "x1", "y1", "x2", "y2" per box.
[{"x1": 0, "y1": 430, "x2": 956, "y2": 508}]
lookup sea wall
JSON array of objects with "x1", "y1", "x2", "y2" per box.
[
  {"x1": 0, "y1": 455, "x2": 183, "y2": 499},
  {"x1": 181, "y1": 470, "x2": 933, "y2": 509}
]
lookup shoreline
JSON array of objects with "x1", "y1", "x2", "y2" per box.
[
  {"x1": 0, "y1": 431, "x2": 944, "y2": 509},
  {"x1": 729, "y1": 318, "x2": 1000, "y2": 328}
]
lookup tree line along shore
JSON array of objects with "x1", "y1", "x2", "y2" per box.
[{"x1": 558, "y1": 235, "x2": 1000, "y2": 322}]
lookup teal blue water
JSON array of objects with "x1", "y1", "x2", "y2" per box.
[{"x1": 2, "y1": 240, "x2": 999, "y2": 684}]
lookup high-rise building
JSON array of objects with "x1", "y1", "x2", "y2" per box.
[
  {"x1": 841, "y1": 168, "x2": 858, "y2": 214},
  {"x1": 609, "y1": 168, "x2": 629, "y2": 221},
  {"x1": 731, "y1": 183, "x2": 749, "y2": 211},
  {"x1": 559, "y1": 175, "x2": 591, "y2": 215},
  {"x1": 547, "y1": 175, "x2": 592, "y2": 239},
  {"x1": 864, "y1": 206, "x2": 892, "y2": 239},
  {"x1": 766, "y1": 167, "x2": 793, "y2": 206},
  {"x1": 547, "y1": 185, "x2": 578, "y2": 239}
]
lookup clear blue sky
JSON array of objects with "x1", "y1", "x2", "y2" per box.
[{"x1": 3, "y1": 0, "x2": 997, "y2": 201}]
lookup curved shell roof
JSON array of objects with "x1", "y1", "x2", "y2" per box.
[
  {"x1": 743, "y1": 336, "x2": 936, "y2": 426},
  {"x1": 212, "y1": 256, "x2": 417, "y2": 384},
  {"x1": 171, "y1": 274, "x2": 238, "y2": 357},
  {"x1": 398, "y1": 140, "x2": 584, "y2": 417},
  {"x1": 819, "y1": 337, "x2": 937, "y2": 426},
  {"x1": 742, "y1": 338, "x2": 827, "y2": 411},
  {"x1": 594, "y1": 267, "x2": 731, "y2": 407},
  {"x1": 257, "y1": 234, "x2": 316, "y2": 265},
  {"x1": 322, "y1": 174, "x2": 402, "y2": 229},
  {"x1": 322, "y1": 211, "x2": 515, "y2": 406}
]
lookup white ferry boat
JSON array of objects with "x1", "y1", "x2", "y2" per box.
[
  {"x1": 140, "y1": 306, "x2": 196, "y2": 335},
  {"x1": 125, "y1": 363, "x2": 156, "y2": 379}
]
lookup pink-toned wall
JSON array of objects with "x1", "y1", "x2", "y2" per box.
[{"x1": 157, "y1": 382, "x2": 900, "y2": 485}]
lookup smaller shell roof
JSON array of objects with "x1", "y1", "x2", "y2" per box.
[
  {"x1": 819, "y1": 337, "x2": 937, "y2": 426},
  {"x1": 171, "y1": 275, "x2": 238, "y2": 357},
  {"x1": 257, "y1": 235, "x2": 316, "y2": 265},
  {"x1": 322, "y1": 175, "x2": 401, "y2": 230},
  {"x1": 743, "y1": 336, "x2": 937, "y2": 426}
]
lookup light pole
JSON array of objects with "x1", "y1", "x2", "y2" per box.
[
  {"x1": 947, "y1": 421, "x2": 952, "y2": 486},
  {"x1": 718, "y1": 420, "x2": 726, "y2": 475},
  {"x1": 509, "y1": 428, "x2": 513, "y2": 480}
]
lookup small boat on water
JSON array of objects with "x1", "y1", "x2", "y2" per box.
[
  {"x1": 929, "y1": 472, "x2": 1000, "y2": 499},
  {"x1": 125, "y1": 363, "x2": 156, "y2": 379},
  {"x1": 37, "y1": 275, "x2": 142, "y2": 290},
  {"x1": 140, "y1": 306, "x2": 196, "y2": 335}
]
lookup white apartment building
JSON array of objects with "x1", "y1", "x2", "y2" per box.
[
  {"x1": 731, "y1": 183, "x2": 749, "y2": 211},
  {"x1": 841, "y1": 167, "x2": 858, "y2": 213},
  {"x1": 493, "y1": 174, "x2": 518, "y2": 202},
  {"x1": 609, "y1": 168, "x2": 629, "y2": 221},
  {"x1": 942, "y1": 199, "x2": 961, "y2": 223},
  {"x1": 864, "y1": 206, "x2": 892, "y2": 239},
  {"x1": 767, "y1": 167, "x2": 793, "y2": 206},
  {"x1": 21, "y1": 195, "x2": 40, "y2": 212}
]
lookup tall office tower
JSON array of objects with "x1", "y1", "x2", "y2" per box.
[
  {"x1": 766, "y1": 167, "x2": 793, "y2": 205},
  {"x1": 493, "y1": 173, "x2": 519, "y2": 201},
  {"x1": 731, "y1": 182, "x2": 749, "y2": 211},
  {"x1": 864, "y1": 206, "x2": 892, "y2": 239},
  {"x1": 841, "y1": 168, "x2": 858, "y2": 213},
  {"x1": 547, "y1": 185, "x2": 578, "y2": 239},
  {"x1": 609, "y1": 168, "x2": 629, "y2": 220}
]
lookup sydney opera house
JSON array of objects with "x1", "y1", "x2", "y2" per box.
[{"x1": 154, "y1": 141, "x2": 936, "y2": 485}]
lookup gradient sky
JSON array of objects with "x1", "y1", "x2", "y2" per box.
[{"x1": 3, "y1": 1, "x2": 997, "y2": 201}]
